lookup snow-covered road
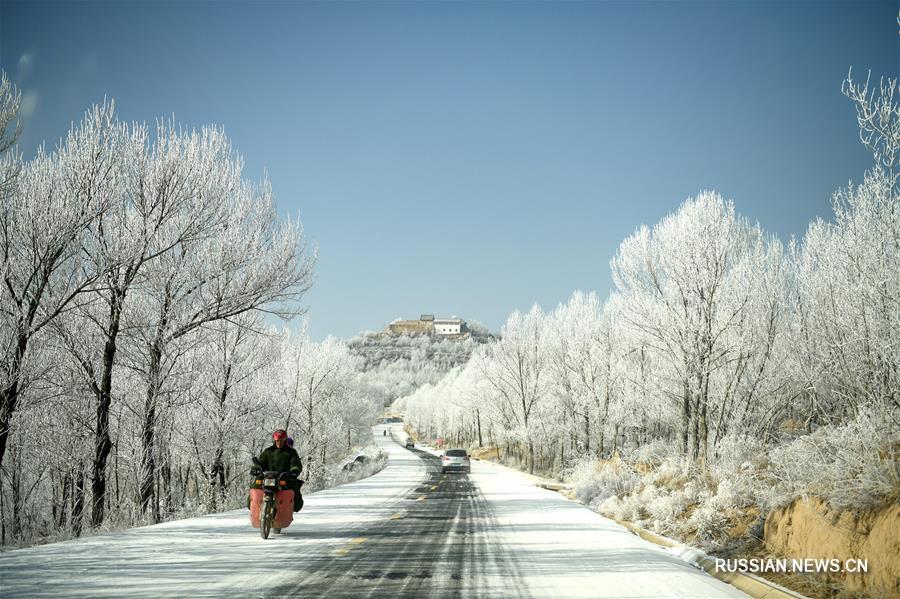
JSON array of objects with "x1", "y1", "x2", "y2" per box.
[{"x1": 0, "y1": 424, "x2": 748, "y2": 598}]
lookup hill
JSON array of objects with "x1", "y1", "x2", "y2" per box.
[{"x1": 348, "y1": 320, "x2": 494, "y2": 406}]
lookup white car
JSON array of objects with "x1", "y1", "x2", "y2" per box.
[{"x1": 441, "y1": 448, "x2": 471, "y2": 473}]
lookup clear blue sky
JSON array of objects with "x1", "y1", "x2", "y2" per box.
[{"x1": 1, "y1": 1, "x2": 897, "y2": 339}]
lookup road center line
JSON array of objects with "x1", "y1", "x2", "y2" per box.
[{"x1": 334, "y1": 537, "x2": 368, "y2": 556}]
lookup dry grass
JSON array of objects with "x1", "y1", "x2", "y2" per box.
[
  {"x1": 633, "y1": 461, "x2": 654, "y2": 474},
  {"x1": 470, "y1": 446, "x2": 500, "y2": 461},
  {"x1": 726, "y1": 505, "x2": 760, "y2": 539}
]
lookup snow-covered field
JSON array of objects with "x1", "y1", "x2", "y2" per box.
[{"x1": 0, "y1": 425, "x2": 747, "y2": 598}]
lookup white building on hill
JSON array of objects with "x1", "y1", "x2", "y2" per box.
[{"x1": 434, "y1": 318, "x2": 464, "y2": 335}]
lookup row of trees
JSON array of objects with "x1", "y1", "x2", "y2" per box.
[
  {"x1": 0, "y1": 73, "x2": 379, "y2": 546},
  {"x1": 401, "y1": 72, "x2": 899, "y2": 480}
]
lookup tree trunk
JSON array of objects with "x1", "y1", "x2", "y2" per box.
[
  {"x1": 0, "y1": 473, "x2": 5, "y2": 544},
  {"x1": 476, "y1": 409, "x2": 483, "y2": 447},
  {"x1": 600, "y1": 380, "x2": 612, "y2": 454},
  {"x1": 139, "y1": 286, "x2": 171, "y2": 525},
  {"x1": 681, "y1": 380, "x2": 691, "y2": 456},
  {"x1": 0, "y1": 333, "x2": 29, "y2": 470},
  {"x1": 58, "y1": 472, "x2": 71, "y2": 528},
  {"x1": 691, "y1": 396, "x2": 700, "y2": 461},
  {"x1": 114, "y1": 437, "x2": 120, "y2": 505},
  {"x1": 162, "y1": 455, "x2": 173, "y2": 517},
  {"x1": 91, "y1": 292, "x2": 124, "y2": 527},
  {"x1": 559, "y1": 442, "x2": 565, "y2": 472},
  {"x1": 141, "y1": 284, "x2": 172, "y2": 523},
  {"x1": 10, "y1": 465, "x2": 21, "y2": 539},
  {"x1": 207, "y1": 449, "x2": 223, "y2": 512},
  {"x1": 218, "y1": 463, "x2": 226, "y2": 504},
  {"x1": 72, "y1": 464, "x2": 85, "y2": 537},
  {"x1": 140, "y1": 344, "x2": 160, "y2": 521},
  {"x1": 700, "y1": 373, "x2": 710, "y2": 466},
  {"x1": 582, "y1": 413, "x2": 589, "y2": 453}
]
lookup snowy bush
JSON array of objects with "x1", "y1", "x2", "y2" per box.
[
  {"x1": 710, "y1": 478, "x2": 755, "y2": 510},
  {"x1": 598, "y1": 495, "x2": 625, "y2": 520},
  {"x1": 712, "y1": 434, "x2": 768, "y2": 478},
  {"x1": 636, "y1": 483, "x2": 659, "y2": 504},
  {"x1": 689, "y1": 504, "x2": 730, "y2": 546},
  {"x1": 647, "y1": 456, "x2": 693, "y2": 491},
  {"x1": 767, "y1": 408, "x2": 899, "y2": 511},
  {"x1": 681, "y1": 480, "x2": 704, "y2": 505},
  {"x1": 623, "y1": 494, "x2": 649, "y2": 522},
  {"x1": 596, "y1": 487, "x2": 647, "y2": 522},
  {"x1": 647, "y1": 489, "x2": 689, "y2": 522},
  {"x1": 629, "y1": 439, "x2": 673, "y2": 468},
  {"x1": 707, "y1": 434, "x2": 769, "y2": 508},
  {"x1": 567, "y1": 455, "x2": 640, "y2": 505}
]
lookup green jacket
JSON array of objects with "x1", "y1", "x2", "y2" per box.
[{"x1": 257, "y1": 444, "x2": 303, "y2": 475}]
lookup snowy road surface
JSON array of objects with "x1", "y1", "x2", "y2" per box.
[{"x1": 0, "y1": 424, "x2": 748, "y2": 598}]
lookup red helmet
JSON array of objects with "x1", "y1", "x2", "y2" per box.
[{"x1": 273, "y1": 429, "x2": 287, "y2": 441}]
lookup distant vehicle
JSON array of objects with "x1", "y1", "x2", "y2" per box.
[
  {"x1": 404, "y1": 438, "x2": 414, "y2": 449},
  {"x1": 441, "y1": 448, "x2": 471, "y2": 474}
]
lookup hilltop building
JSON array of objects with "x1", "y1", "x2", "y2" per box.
[
  {"x1": 388, "y1": 314, "x2": 467, "y2": 336},
  {"x1": 434, "y1": 318, "x2": 463, "y2": 335}
]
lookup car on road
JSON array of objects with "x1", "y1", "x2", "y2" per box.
[
  {"x1": 441, "y1": 448, "x2": 471, "y2": 473},
  {"x1": 404, "y1": 438, "x2": 414, "y2": 449}
]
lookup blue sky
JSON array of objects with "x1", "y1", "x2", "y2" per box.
[{"x1": 1, "y1": 1, "x2": 897, "y2": 339}]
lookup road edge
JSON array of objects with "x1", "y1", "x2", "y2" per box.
[{"x1": 613, "y1": 519, "x2": 810, "y2": 599}]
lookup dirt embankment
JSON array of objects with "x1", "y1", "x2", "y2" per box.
[{"x1": 764, "y1": 497, "x2": 900, "y2": 598}]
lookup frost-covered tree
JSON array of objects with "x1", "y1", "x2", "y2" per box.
[
  {"x1": 131, "y1": 174, "x2": 315, "y2": 520},
  {"x1": 0, "y1": 104, "x2": 124, "y2": 469},
  {"x1": 0, "y1": 89, "x2": 390, "y2": 545},
  {"x1": 174, "y1": 314, "x2": 276, "y2": 512},
  {"x1": 792, "y1": 165, "x2": 899, "y2": 421},
  {"x1": 480, "y1": 305, "x2": 551, "y2": 473},
  {"x1": 786, "y1": 72, "x2": 899, "y2": 426},
  {"x1": 0, "y1": 71, "x2": 21, "y2": 196},
  {"x1": 546, "y1": 292, "x2": 628, "y2": 455},
  {"x1": 610, "y1": 192, "x2": 785, "y2": 461},
  {"x1": 843, "y1": 69, "x2": 899, "y2": 196},
  {"x1": 272, "y1": 333, "x2": 367, "y2": 487},
  {"x1": 50, "y1": 112, "x2": 246, "y2": 526}
]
